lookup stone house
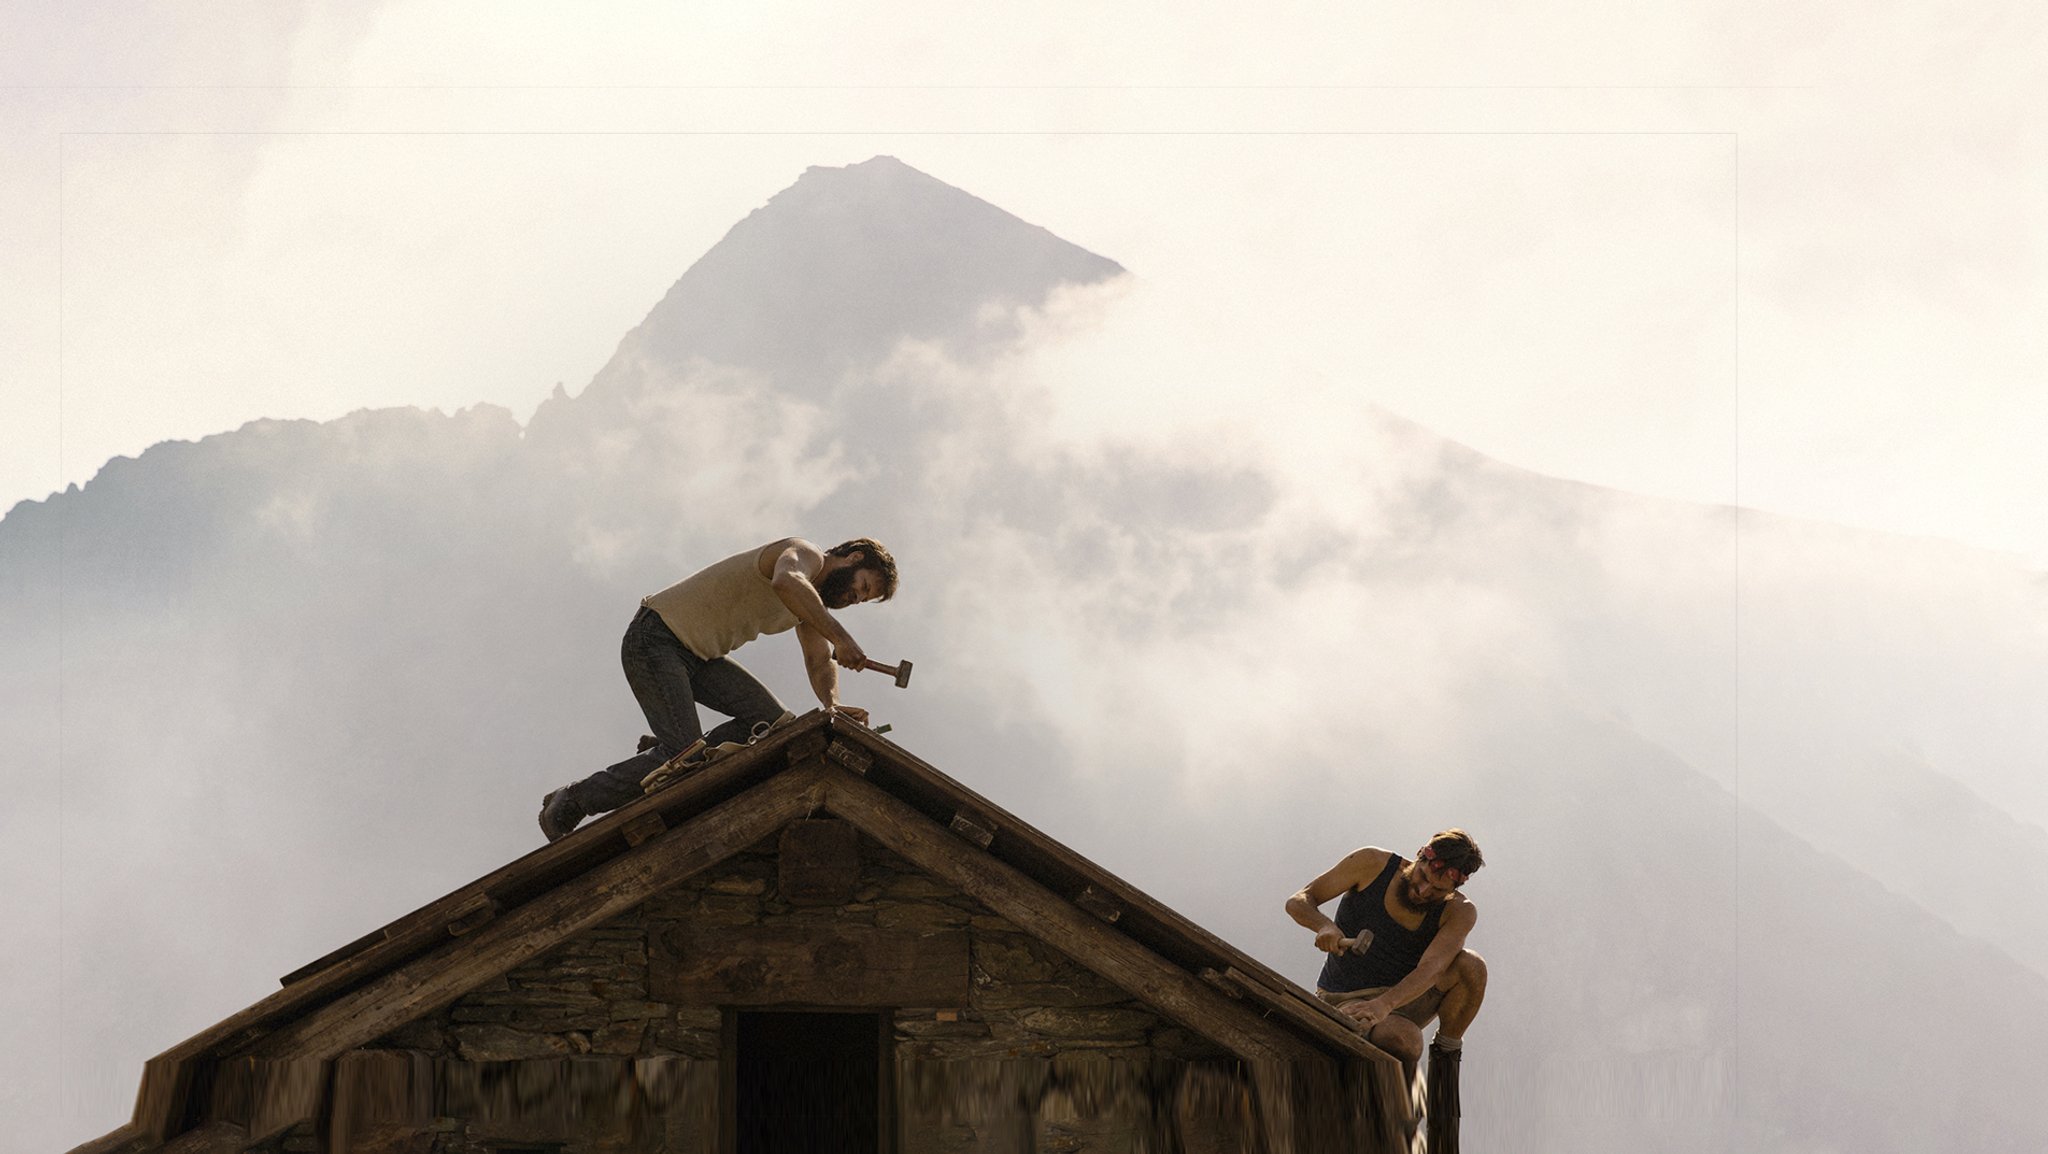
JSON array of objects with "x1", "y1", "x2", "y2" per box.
[{"x1": 71, "y1": 712, "x2": 1417, "y2": 1153}]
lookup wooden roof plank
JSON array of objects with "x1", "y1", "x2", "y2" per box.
[
  {"x1": 948, "y1": 807, "x2": 996, "y2": 848},
  {"x1": 163, "y1": 1123, "x2": 246, "y2": 1154},
  {"x1": 1220, "y1": 966, "x2": 1389, "y2": 1065}
]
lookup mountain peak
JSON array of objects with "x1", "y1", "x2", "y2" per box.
[
  {"x1": 585, "y1": 156, "x2": 1125, "y2": 395},
  {"x1": 776, "y1": 154, "x2": 988, "y2": 203},
  {"x1": 792, "y1": 153, "x2": 924, "y2": 184}
]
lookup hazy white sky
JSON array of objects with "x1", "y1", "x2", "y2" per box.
[
  {"x1": 9, "y1": 8, "x2": 2048, "y2": 1151},
  {"x1": 2, "y1": 1, "x2": 2043, "y2": 561}
]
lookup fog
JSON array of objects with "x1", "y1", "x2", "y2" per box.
[
  {"x1": 5, "y1": 158, "x2": 2046, "y2": 1152},
  {"x1": 9, "y1": 0, "x2": 2048, "y2": 563}
]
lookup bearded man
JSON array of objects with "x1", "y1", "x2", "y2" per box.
[
  {"x1": 1286, "y1": 829, "x2": 1487, "y2": 1150},
  {"x1": 538, "y1": 537, "x2": 897, "y2": 841}
]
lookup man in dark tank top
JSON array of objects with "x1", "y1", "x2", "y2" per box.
[{"x1": 1286, "y1": 829, "x2": 1487, "y2": 1147}]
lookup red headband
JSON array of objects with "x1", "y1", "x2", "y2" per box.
[{"x1": 1417, "y1": 844, "x2": 1467, "y2": 885}]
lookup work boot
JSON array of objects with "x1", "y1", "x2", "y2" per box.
[
  {"x1": 1425, "y1": 1037, "x2": 1462, "y2": 1154},
  {"x1": 538, "y1": 786, "x2": 584, "y2": 843}
]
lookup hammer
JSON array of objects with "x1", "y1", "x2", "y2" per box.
[{"x1": 861, "y1": 657, "x2": 914, "y2": 688}]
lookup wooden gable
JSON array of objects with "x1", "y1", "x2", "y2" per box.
[{"x1": 72, "y1": 713, "x2": 1413, "y2": 1154}]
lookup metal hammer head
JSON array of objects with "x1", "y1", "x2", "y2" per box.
[{"x1": 892, "y1": 659, "x2": 913, "y2": 688}]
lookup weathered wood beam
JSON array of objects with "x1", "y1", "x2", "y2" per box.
[
  {"x1": 277, "y1": 926, "x2": 386, "y2": 987},
  {"x1": 1075, "y1": 884, "x2": 1123, "y2": 924},
  {"x1": 1250, "y1": 1063, "x2": 1300, "y2": 1154},
  {"x1": 823, "y1": 738, "x2": 874, "y2": 776},
  {"x1": 1221, "y1": 967, "x2": 1391, "y2": 1065},
  {"x1": 130, "y1": 1053, "x2": 195, "y2": 1145},
  {"x1": 237, "y1": 1055, "x2": 327, "y2": 1139},
  {"x1": 816, "y1": 773, "x2": 1320, "y2": 1066},
  {"x1": 619, "y1": 810, "x2": 667, "y2": 848},
  {"x1": 783, "y1": 725, "x2": 830, "y2": 766},
  {"x1": 161, "y1": 1122, "x2": 248, "y2": 1154},
  {"x1": 443, "y1": 892, "x2": 498, "y2": 937},
  {"x1": 1199, "y1": 967, "x2": 1244, "y2": 999},
  {"x1": 327, "y1": 1049, "x2": 434, "y2": 1153},
  {"x1": 1358, "y1": 1058, "x2": 1418, "y2": 1154},
  {"x1": 948, "y1": 808, "x2": 996, "y2": 848}
]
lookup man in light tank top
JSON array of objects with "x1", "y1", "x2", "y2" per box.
[
  {"x1": 1286, "y1": 829, "x2": 1487, "y2": 1149},
  {"x1": 538, "y1": 537, "x2": 898, "y2": 841}
]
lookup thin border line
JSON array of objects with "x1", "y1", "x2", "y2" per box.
[
  {"x1": 56, "y1": 128, "x2": 68, "y2": 1123},
  {"x1": 1731, "y1": 127, "x2": 1745, "y2": 1134},
  {"x1": 6, "y1": 83, "x2": 1811, "y2": 91},
  {"x1": 43, "y1": 124, "x2": 1752, "y2": 1139},
  {"x1": 57, "y1": 130, "x2": 1741, "y2": 137}
]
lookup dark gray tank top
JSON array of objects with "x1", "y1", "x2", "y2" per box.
[{"x1": 1316, "y1": 854, "x2": 1444, "y2": 992}]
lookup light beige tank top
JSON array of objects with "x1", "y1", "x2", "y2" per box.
[{"x1": 642, "y1": 546, "x2": 799, "y2": 660}]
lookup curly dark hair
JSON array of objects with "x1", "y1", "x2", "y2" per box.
[
  {"x1": 826, "y1": 537, "x2": 899, "y2": 602},
  {"x1": 1426, "y1": 828, "x2": 1485, "y2": 878}
]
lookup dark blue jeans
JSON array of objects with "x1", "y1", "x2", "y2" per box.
[{"x1": 563, "y1": 606, "x2": 787, "y2": 816}]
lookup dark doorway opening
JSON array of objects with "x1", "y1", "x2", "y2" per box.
[{"x1": 734, "y1": 1010, "x2": 883, "y2": 1154}]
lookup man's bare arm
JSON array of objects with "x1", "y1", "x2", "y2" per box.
[
  {"x1": 762, "y1": 540, "x2": 866, "y2": 669},
  {"x1": 794, "y1": 621, "x2": 865, "y2": 722},
  {"x1": 1339, "y1": 900, "x2": 1477, "y2": 1027},
  {"x1": 1287, "y1": 847, "x2": 1389, "y2": 954}
]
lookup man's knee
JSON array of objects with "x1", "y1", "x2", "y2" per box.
[
  {"x1": 1455, "y1": 949, "x2": 1487, "y2": 990},
  {"x1": 1370, "y1": 1019, "x2": 1424, "y2": 1064},
  {"x1": 1437, "y1": 949, "x2": 1486, "y2": 992}
]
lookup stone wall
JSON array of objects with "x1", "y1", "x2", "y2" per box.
[{"x1": 312, "y1": 829, "x2": 1248, "y2": 1153}]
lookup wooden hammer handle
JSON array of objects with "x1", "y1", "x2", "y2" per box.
[{"x1": 860, "y1": 657, "x2": 913, "y2": 687}]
